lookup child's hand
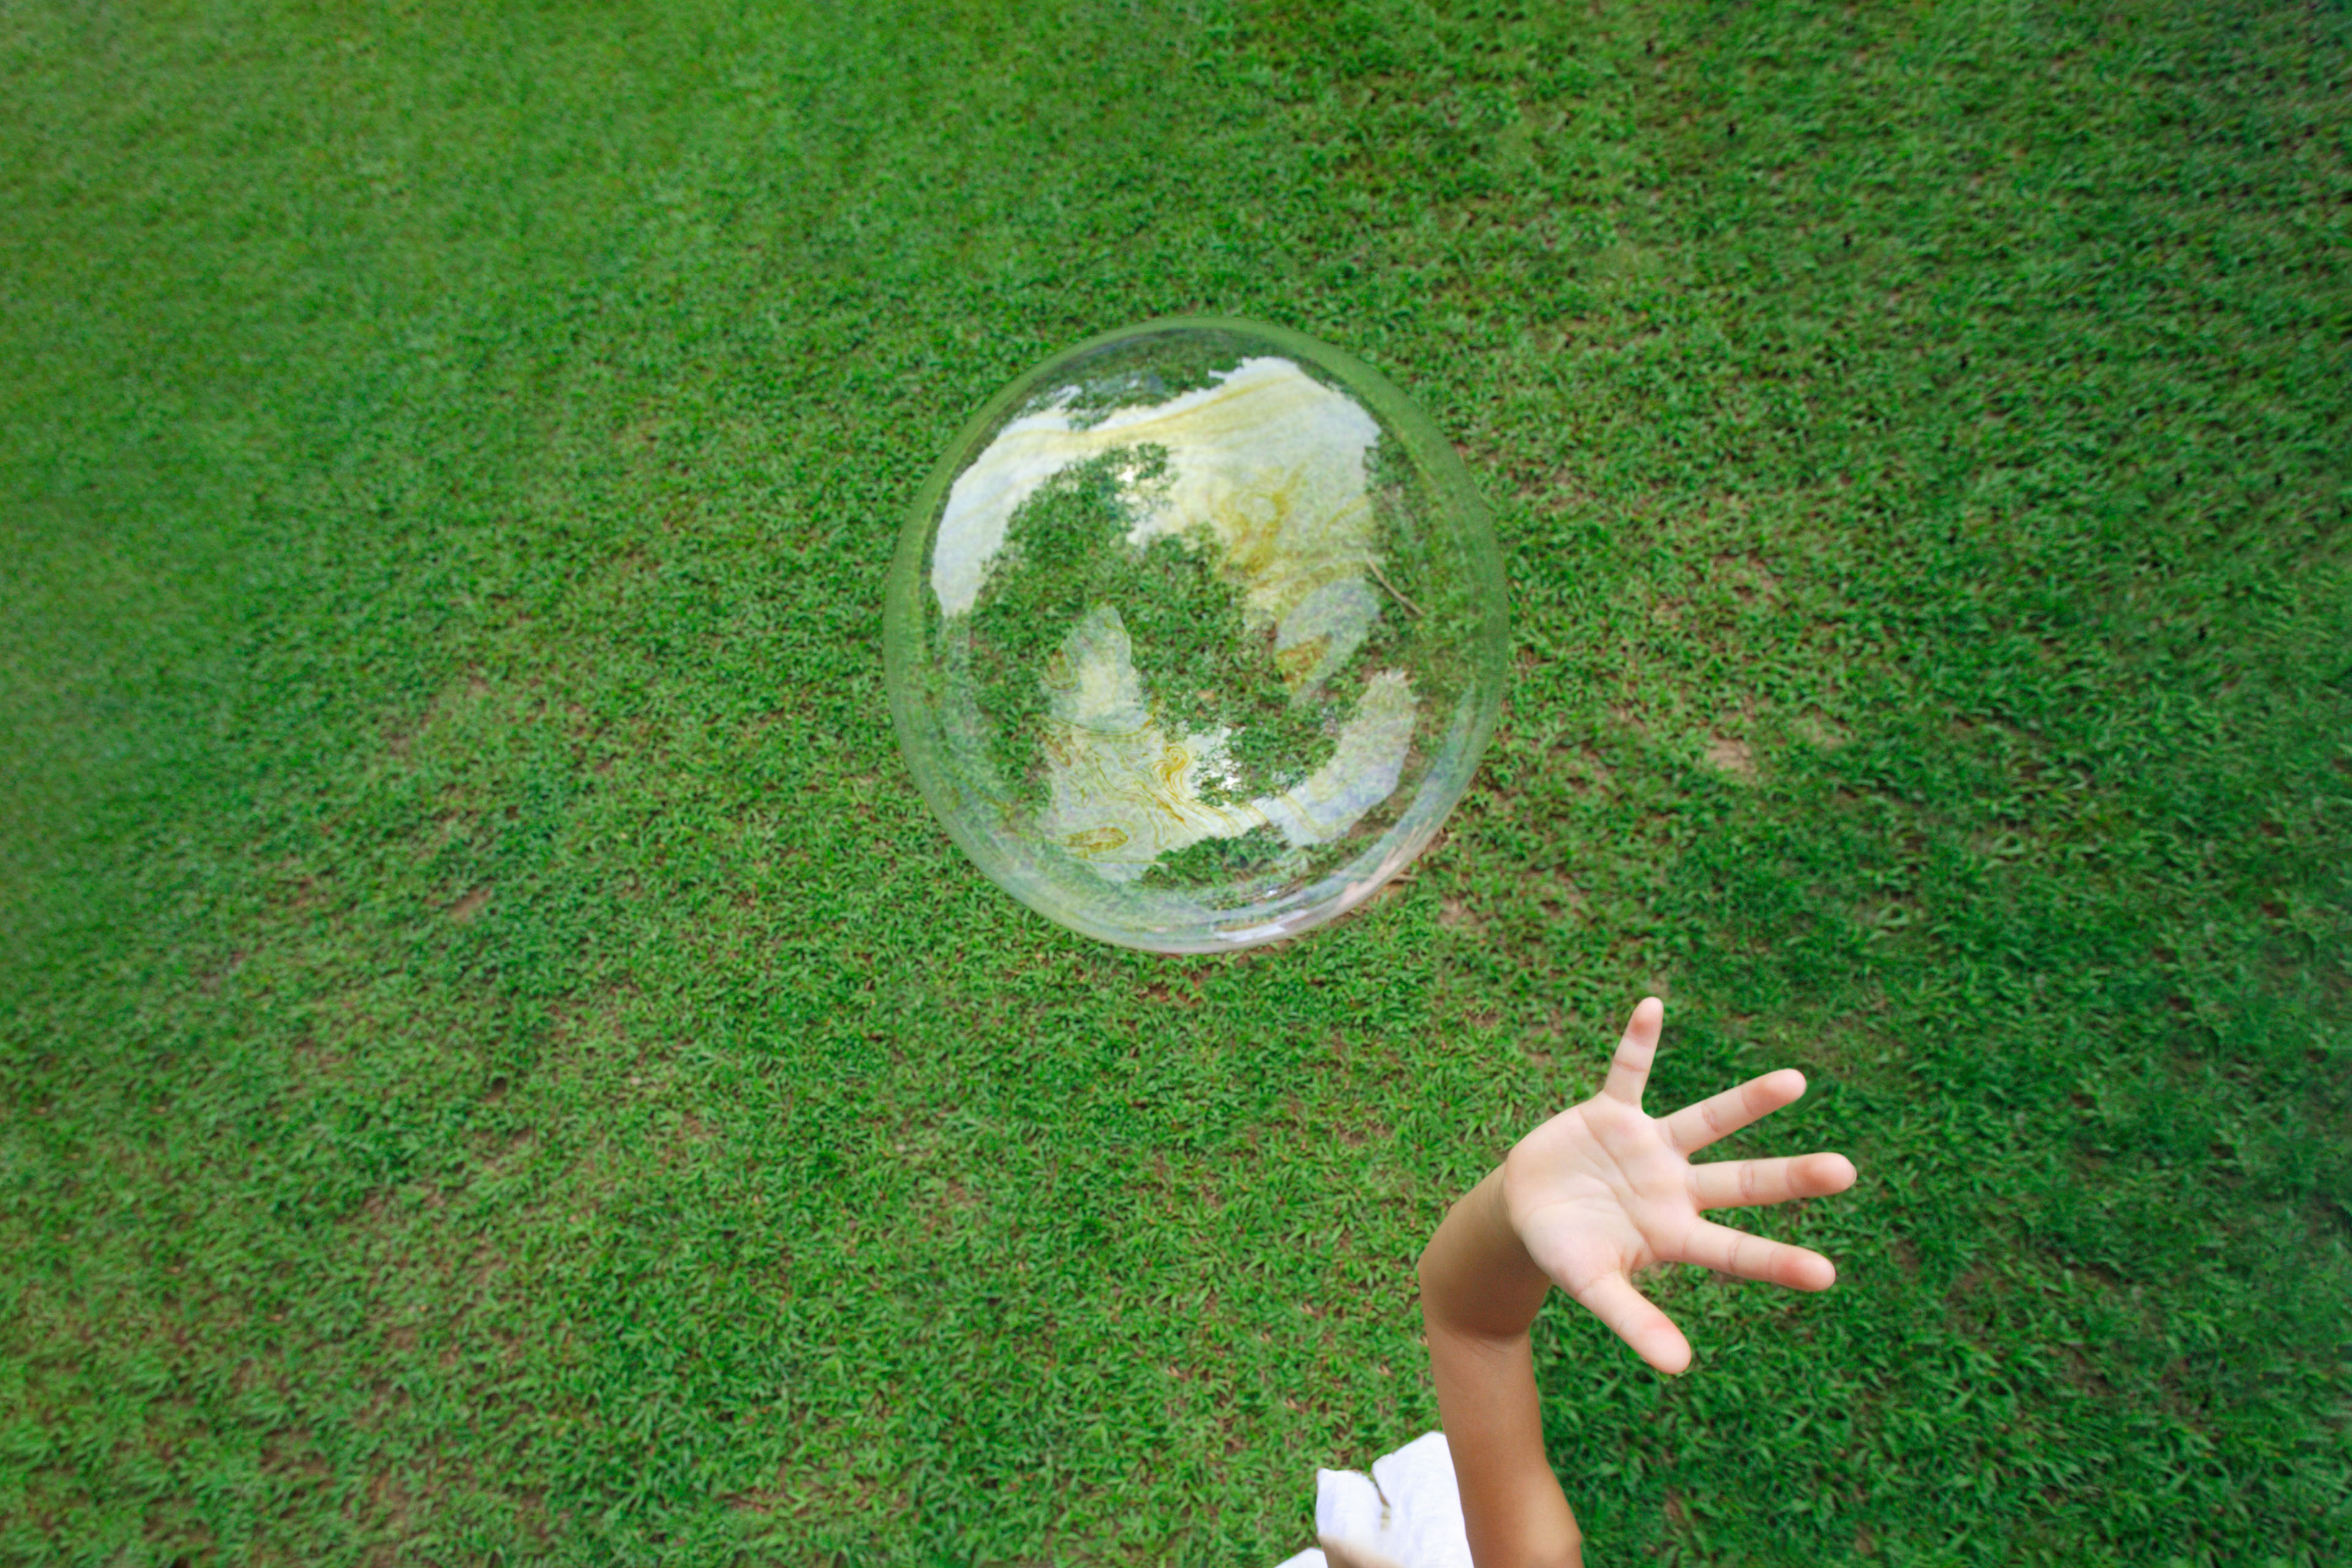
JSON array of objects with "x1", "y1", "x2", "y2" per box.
[{"x1": 1502, "y1": 997, "x2": 1856, "y2": 1374}]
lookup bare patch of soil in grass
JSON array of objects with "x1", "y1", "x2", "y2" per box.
[
  {"x1": 1704, "y1": 734, "x2": 1757, "y2": 780},
  {"x1": 1438, "y1": 895, "x2": 1486, "y2": 933}
]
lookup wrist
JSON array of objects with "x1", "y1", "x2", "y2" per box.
[{"x1": 1418, "y1": 1167, "x2": 1553, "y2": 1342}]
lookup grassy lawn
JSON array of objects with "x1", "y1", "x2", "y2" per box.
[{"x1": 3, "y1": 0, "x2": 2347, "y2": 1563}]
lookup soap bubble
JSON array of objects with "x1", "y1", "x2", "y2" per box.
[{"x1": 884, "y1": 318, "x2": 1507, "y2": 953}]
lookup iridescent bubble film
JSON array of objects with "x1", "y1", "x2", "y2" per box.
[{"x1": 884, "y1": 318, "x2": 1507, "y2": 952}]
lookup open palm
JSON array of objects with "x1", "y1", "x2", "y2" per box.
[{"x1": 1502, "y1": 997, "x2": 1858, "y2": 1374}]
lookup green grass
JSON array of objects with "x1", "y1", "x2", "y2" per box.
[{"x1": 2, "y1": 0, "x2": 2347, "y2": 1564}]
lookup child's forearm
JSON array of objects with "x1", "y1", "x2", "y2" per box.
[{"x1": 1418, "y1": 1169, "x2": 1583, "y2": 1568}]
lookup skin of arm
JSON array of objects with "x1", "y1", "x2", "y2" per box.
[
  {"x1": 1419, "y1": 1168, "x2": 1582, "y2": 1568},
  {"x1": 1417, "y1": 998, "x2": 1860, "y2": 1568}
]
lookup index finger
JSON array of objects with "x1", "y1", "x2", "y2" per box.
[
  {"x1": 1659, "y1": 1068, "x2": 1807, "y2": 1156},
  {"x1": 1600, "y1": 997, "x2": 1666, "y2": 1106}
]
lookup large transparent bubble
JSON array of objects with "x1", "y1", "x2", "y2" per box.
[{"x1": 884, "y1": 318, "x2": 1507, "y2": 953}]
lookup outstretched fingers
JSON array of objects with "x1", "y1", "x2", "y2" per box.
[
  {"x1": 1600, "y1": 997, "x2": 1667, "y2": 1106},
  {"x1": 1572, "y1": 1272, "x2": 1692, "y2": 1374},
  {"x1": 1659, "y1": 1068, "x2": 1809, "y2": 1156},
  {"x1": 1676, "y1": 1219, "x2": 1838, "y2": 1291},
  {"x1": 1686, "y1": 1152, "x2": 1858, "y2": 1211}
]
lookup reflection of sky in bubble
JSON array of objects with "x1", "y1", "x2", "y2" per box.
[{"x1": 932, "y1": 357, "x2": 1418, "y2": 881}]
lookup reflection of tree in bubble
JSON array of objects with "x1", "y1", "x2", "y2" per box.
[{"x1": 887, "y1": 320, "x2": 1506, "y2": 952}]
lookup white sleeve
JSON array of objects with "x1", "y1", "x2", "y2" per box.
[{"x1": 1307, "y1": 1431, "x2": 1474, "y2": 1568}]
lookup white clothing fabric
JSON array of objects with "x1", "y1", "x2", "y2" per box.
[{"x1": 1272, "y1": 1431, "x2": 1474, "y2": 1568}]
